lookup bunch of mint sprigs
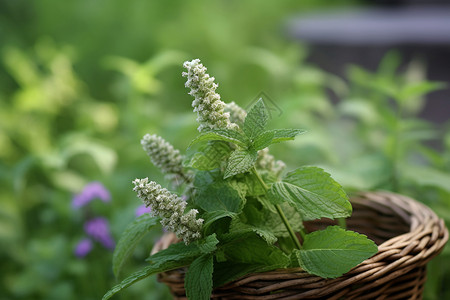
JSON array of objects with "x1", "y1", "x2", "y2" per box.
[{"x1": 103, "y1": 59, "x2": 378, "y2": 300}]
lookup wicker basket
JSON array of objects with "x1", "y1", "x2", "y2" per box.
[{"x1": 153, "y1": 191, "x2": 448, "y2": 299}]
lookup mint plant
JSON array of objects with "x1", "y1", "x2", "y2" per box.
[{"x1": 103, "y1": 59, "x2": 378, "y2": 300}]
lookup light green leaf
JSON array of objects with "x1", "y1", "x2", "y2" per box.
[
  {"x1": 195, "y1": 182, "x2": 245, "y2": 213},
  {"x1": 189, "y1": 141, "x2": 231, "y2": 170},
  {"x1": 268, "y1": 167, "x2": 351, "y2": 220},
  {"x1": 239, "y1": 173, "x2": 266, "y2": 197},
  {"x1": 243, "y1": 99, "x2": 268, "y2": 140},
  {"x1": 398, "y1": 81, "x2": 445, "y2": 102},
  {"x1": 189, "y1": 129, "x2": 248, "y2": 148},
  {"x1": 185, "y1": 254, "x2": 214, "y2": 300},
  {"x1": 252, "y1": 131, "x2": 274, "y2": 150},
  {"x1": 224, "y1": 150, "x2": 258, "y2": 179},
  {"x1": 252, "y1": 227, "x2": 277, "y2": 244},
  {"x1": 401, "y1": 165, "x2": 450, "y2": 194},
  {"x1": 62, "y1": 137, "x2": 117, "y2": 174},
  {"x1": 338, "y1": 100, "x2": 379, "y2": 125},
  {"x1": 294, "y1": 226, "x2": 378, "y2": 278},
  {"x1": 267, "y1": 129, "x2": 306, "y2": 145},
  {"x1": 196, "y1": 234, "x2": 220, "y2": 254},
  {"x1": 113, "y1": 214, "x2": 159, "y2": 278}
]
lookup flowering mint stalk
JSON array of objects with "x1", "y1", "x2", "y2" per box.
[
  {"x1": 141, "y1": 134, "x2": 185, "y2": 176},
  {"x1": 225, "y1": 101, "x2": 247, "y2": 126},
  {"x1": 183, "y1": 59, "x2": 237, "y2": 131},
  {"x1": 132, "y1": 177, "x2": 203, "y2": 244}
]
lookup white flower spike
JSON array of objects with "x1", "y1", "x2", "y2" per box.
[
  {"x1": 133, "y1": 178, "x2": 203, "y2": 244},
  {"x1": 141, "y1": 134, "x2": 183, "y2": 175},
  {"x1": 183, "y1": 59, "x2": 238, "y2": 131}
]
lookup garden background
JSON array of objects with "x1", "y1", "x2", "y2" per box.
[{"x1": 1, "y1": 1, "x2": 449, "y2": 299}]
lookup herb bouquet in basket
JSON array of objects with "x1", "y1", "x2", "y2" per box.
[{"x1": 103, "y1": 59, "x2": 447, "y2": 300}]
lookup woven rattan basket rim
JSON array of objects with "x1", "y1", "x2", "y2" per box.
[{"x1": 153, "y1": 191, "x2": 448, "y2": 299}]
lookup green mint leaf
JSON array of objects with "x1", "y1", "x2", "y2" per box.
[
  {"x1": 146, "y1": 234, "x2": 219, "y2": 264},
  {"x1": 102, "y1": 259, "x2": 188, "y2": 300},
  {"x1": 255, "y1": 195, "x2": 277, "y2": 213},
  {"x1": 224, "y1": 149, "x2": 258, "y2": 179},
  {"x1": 267, "y1": 128, "x2": 306, "y2": 145},
  {"x1": 268, "y1": 167, "x2": 352, "y2": 221},
  {"x1": 193, "y1": 170, "x2": 221, "y2": 190},
  {"x1": 185, "y1": 254, "x2": 214, "y2": 300},
  {"x1": 196, "y1": 234, "x2": 220, "y2": 254},
  {"x1": 112, "y1": 214, "x2": 159, "y2": 278},
  {"x1": 203, "y1": 211, "x2": 236, "y2": 236},
  {"x1": 235, "y1": 173, "x2": 266, "y2": 197},
  {"x1": 251, "y1": 128, "x2": 305, "y2": 151},
  {"x1": 243, "y1": 99, "x2": 269, "y2": 140},
  {"x1": 104, "y1": 235, "x2": 219, "y2": 300},
  {"x1": 221, "y1": 232, "x2": 289, "y2": 266},
  {"x1": 293, "y1": 226, "x2": 378, "y2": 278},
  {"x1": 146, "y1": 242, "x2": 200, "y2": 265},
  {"x1": 251, "y1": 227, "x2": 277, "y2": 244},
  {"x1": 189, "y1": 129, "x2": 248, "y2": 148},
  {"x1": 189, "y1": 141, "x2": 231, "y2": 170},
  {"x1": 227, "y1": 180, "x2": 249, "y2": 199},
  {"x1": 263, "y1": 203, "x2": 304, "y2": 237},
  {"x1": 252, "y1": 130, "x2": 275, "y2": 151},
  {"x1": 104, "y1": 233, "x2": 217, "y2": 299},
  {"x1": 238, "y1": 199, "x2": 303, "y2": 238},
  {"x1": 229, "y1": 220, "x2": 277, "y2": 244},
  {"x1": 213, "y1": 232, "x2": 289, "y2": 287},
  {"x1": 265, "y1": 190, "x2": 284, "y2": 206},
  {"x1": 195, "y1": 182, "x2": 245, "y2": 213},
  {"x1": 107, "y1": 233, "x2": 219, "y2": 299}
]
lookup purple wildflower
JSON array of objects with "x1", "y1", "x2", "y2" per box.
[
  {"x1": 135, "y1": 204, "x2": 152, "y2": 217},
  {"x1": 74, "y1": 238, "x2": 93, "y2": 258},
  {"x1": 84, "y1": 217, "x2": 115, "y2": 250},
  {"x1": 72, "y1": 182, "x2": 111, "y2": 209}
]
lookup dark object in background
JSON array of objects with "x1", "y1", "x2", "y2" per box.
[
  {"x1": 371, "y1": 0, "x2": 449, "y2": 6},
  {"x1": 286, "y1": 5, "x2": 450, "y2": 124}
]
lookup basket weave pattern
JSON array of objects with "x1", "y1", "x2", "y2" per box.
[{"x1": 154, "y1": 192, "x2": 448, "y2": 299}]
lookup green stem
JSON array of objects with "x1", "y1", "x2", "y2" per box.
[
  {"x1": 274, "y1": 204, "x2": 302, "y2": 249},
  {"x1": 391, "y1": 98, "x2": 404, "y2": 192},
  {"x1": 251, "y1": 167, "x2": 302, "y2": 250},
  {"x1": 337, "y1": 217, "x2": 347, "y2": 229},
  {"x1": 251, "y1": 166, "x2": 269, "y2": 190},
  {"x1": 391, "y1": 118, "x2": 400, "y2": 192},
  {"x1": 298, "y1": 227, "x2": 307, "y2": 240}
]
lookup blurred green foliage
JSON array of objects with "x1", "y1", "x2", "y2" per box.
[{"x1": 1, "y1": 0, "x2": 449, "y2": 299}]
